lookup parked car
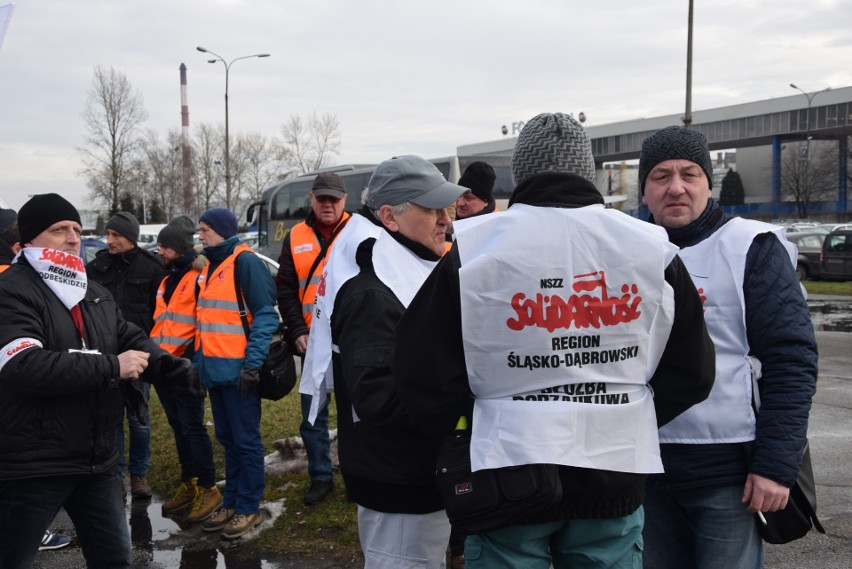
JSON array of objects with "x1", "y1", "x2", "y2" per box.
[
  {"x1": 820, "y1": 229, "x2": 852, "y2": 281},
  {"x1": 787, "y1": 232, "x2": 826, "y2": 281},
  {"x1": 81, "y1": 238, "x2": 106, "y2": 263}
]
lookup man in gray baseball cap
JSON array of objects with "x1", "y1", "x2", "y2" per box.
[{"x1": 330, "y1": 154, "x2": 465, "y2": 566}]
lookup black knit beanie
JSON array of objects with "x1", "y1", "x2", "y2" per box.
[
  {"x1": 199, "y1": 207, "x2": 239, "y2": 240},
  {"x1": 157, "y1": 215, "x2": 196, "y2": 253},
  {"x1": 458, "y1": 162, "x2": 496, "y2": 203},
  {"x1": 512, "y1": 113, "x2": 597, "y2": 185},
  {"x1": 638, "y1": 126, "x2": 713, "y2": 193},
  {"x1": 18, "y1": 193, "x2": 81, "y2": 245},
  {"x1": 107, "y1": 211, "x2": 140, "y2": 244}
]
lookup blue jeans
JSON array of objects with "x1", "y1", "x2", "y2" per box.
[
  {"x1": 643, "y1": 483, "x2": 762, "y2": 569},
  {"x1": 209, "y1": 385, "x2": 264, "y2": 514},
  {"x1": 465, "y1": 508, "x2": 644, "y2": 569},
  {"x1": 300, "y1": 392, "x2": 333, "y2": 482},
  {"x1": 154, "y1": 383, "x2": 216, "y2": 487},
  {"x1": 0, "y1": 466, "x2": 130, "y2": 569},
  {"x1": 117, "y1": 381, "x2": 151, "y2": 477}
]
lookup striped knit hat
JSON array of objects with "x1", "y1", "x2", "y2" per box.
[
  {"x1": 511, "y1": 113, "x2": 596, "y2": 185},
  {"x1": 639, "y1": 126, "x2": 713, "y2": 193}
]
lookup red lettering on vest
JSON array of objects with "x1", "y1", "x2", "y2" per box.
[
  {"x1": 317, "y1": 270, "x2": 327, "y2": 298},
  {"x1": 40, "y1": 249, "x2": 85, "y2": 272},
  {"x1": 506, "y1": 271, "x2": 643, "y2": 332}
]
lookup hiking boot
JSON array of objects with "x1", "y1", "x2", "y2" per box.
[
  {"x1": 162, "y1": 478, "x2": 198, "y2": 515},
  {"x1": 186, "y1": 485, "x2": 223, "y2": 523},
  {"x1": 130, "y1": 475, "x2": 152, "y2": 499},
  {"x1": 201, "y1": 508, "x2": 234, "y2": 532},
  {"x1": 39, "y1": 530, "x2": 72, "y2": 551},
  {"x1": 303, "y1": 479, "x2": 334, "y2": 505},
  {"x1": 221, "y1": 512, "x2": 263, "y2": 540}
]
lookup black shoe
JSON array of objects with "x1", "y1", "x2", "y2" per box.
[{"x1": 303, "y1": 480, "x2": 333, "y2": 505}]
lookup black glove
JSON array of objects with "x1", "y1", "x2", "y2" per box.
[
  {"x1": 183, "y1": 368, "x2": 205, "y2": 399},
  {"x1": 158, "y1": 355, "x2": 195, "y2": 388},
  {"x1": 238, "y1": 367, "x2": 261, "y2": 398}
]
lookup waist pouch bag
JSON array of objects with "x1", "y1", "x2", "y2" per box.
[
  {"x1": 757, "y1": 440, "x2": 826, "y2": 544},
  {"x1": 436, "y1": 430, "x2": 562, "y2": 535},
  {"x1": 256, "y1": 338, "x2": 297, "y2": 401}
]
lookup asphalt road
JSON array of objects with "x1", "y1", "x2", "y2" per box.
[{"x1": 30, "y1": 327, "x2": 852, "y2": 569}]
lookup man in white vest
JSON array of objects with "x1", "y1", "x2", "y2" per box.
[
  {"x1": 331, "y1": 155, "x2": 466, "y2": 568},
  {"x1": 639, "y1": 126, "x2": 818, "y2": 569},
  {"x1": 394, "y1": 113, "x2": 716, "y2": 569}
]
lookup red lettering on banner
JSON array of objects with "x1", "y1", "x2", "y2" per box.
[
  {"x1": 39, "y1": 249, "x2": 85, "y2": 272},
  {"x1": 506, "y1": 271, "x2": 643, "y2": 332}
]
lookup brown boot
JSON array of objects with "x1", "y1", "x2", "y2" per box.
[
  {"x1": 186, "y1": 485, "x2": 223, "y2": 523},
  {"x1": 201, "y1": 508, "x2": 234, "y2": 532},
  {"x1": 162, "y1": 478, "x2": 198, "y2": 515},
  {"x1": 221, "y1": 511, "x2": 264, "y2": 540},
  {"x1": 130, "y1": 475, "x2": 152, "y2": 498}
]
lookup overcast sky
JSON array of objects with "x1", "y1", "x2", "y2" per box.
[{"x1": 1, "y1": 0, "x2": 850, "y2": 213}]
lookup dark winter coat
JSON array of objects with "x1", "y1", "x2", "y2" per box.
[
  {"x1": 393, "y1": 173, "x2": 716, "y2": 521},
  {"x1": 0, "y1": 256, "x2": 169, "y2": 480},
  {"x1": 648, "y1": 199, "x2": 818, "y2": 489},
  {"x1": 86, "y1": 246, "x2": 163, "y2": 334},
  {"x1": 331, "y1": 237, "x2": 445, "y2": 515}
]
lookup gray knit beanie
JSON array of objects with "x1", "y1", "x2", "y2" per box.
[
  {"x1": 107, "y1": 211, "x2": 140, "y2": 244},
  {"x1": 638, "y1": 126, "x2": 713, "y2": 193},
  {"x1": 511, "y1": 113, "x2": 597, "y2": 185},
  {"x1": 157, "y1": 215, "x2": 196, "y2": 254}
]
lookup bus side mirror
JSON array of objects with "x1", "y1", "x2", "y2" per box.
[{"x1": 246, "y1": 204, "x2": 256, "y2": 225}]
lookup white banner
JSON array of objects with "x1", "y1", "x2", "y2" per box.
[{"x1": 0, "y1": 4, "x2": 15, "y2": 52}]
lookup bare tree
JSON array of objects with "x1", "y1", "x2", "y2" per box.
[
  {"x1": 232, "y1": 132, "x2": 289, "y2": 221},
  {"x1": 78, "y1": 66, "x2": 148, "y2": 216},
  {"x1": 193, "y1": 123, "x2": 225, "y2": 214},
  {"x1": 280, "y1": 112, "x2": 341, "y2": 174},
  {"x1": 781, "y1": 140, "x2": 838, "y2": 218},
  {"x1": 139, "y1": 129, "x2": 186, "y2": 221}
]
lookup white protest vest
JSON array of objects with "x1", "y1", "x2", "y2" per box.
[
  {"x1": 303, "y1": 214, "x2": 383, "y2": 422},
  {"x1": 659, "y1": 218, "x2": 796, "y2": 443},
  {"x1": 455, "y1": 204, "x2": 678, "y2": 474}
]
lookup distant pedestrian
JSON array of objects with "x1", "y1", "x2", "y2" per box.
[
  {"x1": 151, "y1": 216, "x2": 222, "y2": 523},
  {"x1": 194, "y1": 207, "x2": 278, "y2": 540},
  {"x1": 87, "y1": 211, "x2": 163, "y2": 499}
]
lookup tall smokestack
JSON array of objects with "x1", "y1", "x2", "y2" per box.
[{"x1": 180, "y1": 63, "x2": 194, "y2": 215}]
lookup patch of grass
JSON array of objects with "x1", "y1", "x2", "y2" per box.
[
  {"x1": 803, "y1": 280, "x2": 852, "y2": 295},
  {"x1": 148, "y1": 384, "x2": 361, "y2": 563}
]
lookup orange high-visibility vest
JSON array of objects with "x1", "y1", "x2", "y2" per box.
[
  {"x1": 289, "y1": 213, "x2": 350, "y2": 327},
  {"x1": 195, "y1": 243, "x2": 253, "y2": 361},
  {"x1": 150, "y1": 267, "x2": 200, "y2": 357},
  {"x1": 0, "y1": 265, "x2": 8, "y2": 273}
]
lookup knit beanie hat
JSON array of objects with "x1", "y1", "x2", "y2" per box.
[
  {"x1": 199, "y1": 207, "x2": 239, "y2": 239},
  {"x1": 18, "y1": 193, "x2": 82, "y2": 245},
  {"x1": 458, "y1": 161, "x2": 496, "y2": 203},
  {"x1": 157, "y1": 215, "x2": 196, "y2": 253},
  {"x1": 107, "y1": 211, "x2": 140, "y2": 244},
  {"x1": 638, "y1": 126, "x2": 713, "y2": 193},
  {"x1": 512, "y1": 113, "x2": 596, "y2": 185}
]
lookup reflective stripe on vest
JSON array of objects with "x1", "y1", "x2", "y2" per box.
[
  {"x1": 290, "y1": 213, "x2": 349, "y2": 327},
  {"x1": 150, "y1": 268, "x2": 200, "y2": 357},
  {"x1": 195, "y1": 243, "x2": 254, "y2": 359}
]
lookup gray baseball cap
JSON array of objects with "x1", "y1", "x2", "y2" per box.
[{"x1": 366, "y1": 155, "x2": 466, "y2": 210}]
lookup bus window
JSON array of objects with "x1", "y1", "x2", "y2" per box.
[
  {"x1": 289, "y1": 180, "x2": 313, "y2": 220},
  {"x1": 272, "y1": 184, "x2": 291, "y2": 218},
  {"x1": 343, "y1": 173, "x2": 371, "y2": 210}
]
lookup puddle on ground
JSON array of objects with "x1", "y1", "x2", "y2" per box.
[
  {"x1": 808, "y1": 300, "x2": 852, "y2": 333},
  {"x1": 126, "y1": 493, "x2": 283, "y2": 569}
]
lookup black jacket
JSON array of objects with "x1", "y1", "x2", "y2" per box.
[
  {"x1": 0, "y1": 256, "x2": 169, "y2": 480},
  {"x1": 275, "y1": 212, "x2": 349, "y2": 349},
  {"x1": 87, "y1": 246, "x2": 163, "y2": 335},
  {"x1": 393, "y1": 173, "x2": 716, "y2": 521},
  {"x1": 331, "y1": 237, "x2": 444, "y2": 514},
  {"x1": 648, "y1": 199, "x2": 818, "y2": 489}
]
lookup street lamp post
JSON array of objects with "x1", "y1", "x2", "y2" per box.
[
  {"x1": 196, "y1": 46, "x2": 270, "y2": 201},
  {"x1": 789, "y1": 83, "x2": 832, "y2": 211}
]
